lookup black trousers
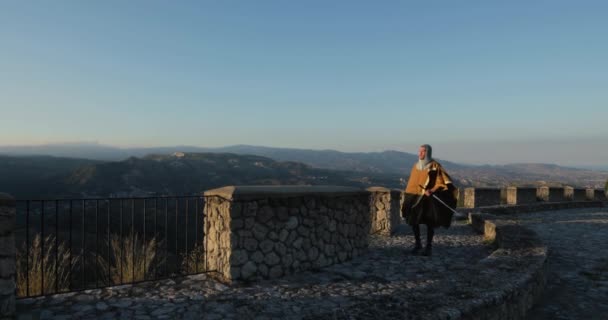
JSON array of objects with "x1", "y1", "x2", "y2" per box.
[{"x1": 412, "y1": 224, "x2": 434, "y2": 247}]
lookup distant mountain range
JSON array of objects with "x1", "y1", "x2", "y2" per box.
[{"x1": 1, "y1": 143, "x2": 607, "y2": 199}]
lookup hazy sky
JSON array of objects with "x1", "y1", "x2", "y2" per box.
[{"x1": 1, "y1": 1, "x2": 607, "y2": 165}]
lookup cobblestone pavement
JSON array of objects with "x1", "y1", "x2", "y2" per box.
[
  {"x1": 17, "y1": 221, "x2": 493, "y2": 320},
  {"x1": 510, "y1": 208, "x2": 608, "y2": 320}
]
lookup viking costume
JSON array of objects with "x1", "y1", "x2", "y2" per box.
[{"x1": 401, "y1": 145, "x2": 457, "y2": 255}]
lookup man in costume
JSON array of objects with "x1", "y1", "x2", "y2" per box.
[{"x1": 402, "y1": 144, "x2": 457, "y2": 256}]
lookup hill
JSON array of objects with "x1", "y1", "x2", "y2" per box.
[
  {"x1": 2, "y1": 145, "x2": 607, "y2": 198},
  {"x1": 0, "y1": 155, "x2": 102, "y2": 198},
  {"x1": 1, "y1": 153, "x2": 402, "y2": 199}
]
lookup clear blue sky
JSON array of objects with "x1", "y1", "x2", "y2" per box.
[{"x1": 1, "y1": 1, "x2": 607, "y2": 165}]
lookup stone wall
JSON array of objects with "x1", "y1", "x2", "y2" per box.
[
  {"x1": 465, "y1": 212, "x2": 547, "y2": 319},
  {"x1": 0, "y1": 193, "x2": 16, "y2": 320},
  {"x1": 367, "y1": 187, "x2": 402, "y2": 236},
  {"x1": 460, "y1": 201, "x2": 603, "y2": 216},
  {"x1": 203, "y1": 186, "x2": 370, "y2": 283},
  {"x1": 461, "y1": 186, "x2": 606, "y2": 208}
]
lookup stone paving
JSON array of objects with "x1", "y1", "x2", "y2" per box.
[
  {"x1": 509, "y1": 208, "x2": 608, "y2": 320},
  {"x1": 17, "y1": 221, "x2": 494, "y2": 320},
  {"x1": 18, "y1": 206, "x2": 607, "y2": 320}
]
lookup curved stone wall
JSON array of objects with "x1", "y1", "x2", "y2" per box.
[{"x1": 453, "y1": 212, "x2": 547, "y2": 319}]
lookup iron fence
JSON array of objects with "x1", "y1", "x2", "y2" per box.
[{"x1": 15, "y1": 196, "x2": 208, "y2": 298}]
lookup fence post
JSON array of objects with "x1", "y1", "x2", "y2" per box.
[{"x1": 0, "y1": 193, "x2": 16, "y2": 320}]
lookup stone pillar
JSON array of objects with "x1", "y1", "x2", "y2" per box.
[
  {"x1": 563, "y1": 186, "x2": 574, "y2": 201},
  {"x1": 536, "y1": 186, "x2": 549, "y2": 202},
  {"x1": 203, "y1": 186, "x2": 370, "y2": 283},
  {"x1": 464, "y1": 188, "x2": 476, "y2": 208},
  {"x1": 505, "y1": 187, "x2": 517, "y2": 205},
  {"x1": 0, "y1": 193, "x2": 16, "y2": 320},
  {"x1": 464, "y1": 188, "x2": 502, "y2": 208},
  {"x1": 367, "y1": 187, "x2": 401, "y2": 236},
  {"x1": 586, "y1": 188, "x2": 595, "y2": 201}
]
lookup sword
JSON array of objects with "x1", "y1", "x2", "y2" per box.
[
  {"x1": 430, "y1": 194, "x2": 463, "y2": 216},
  {"x1": 417, "y1": 185, "x2": 464, "y2": 217}
]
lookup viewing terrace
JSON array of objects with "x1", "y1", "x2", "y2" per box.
[{"x1": 1, "y1": 185, "x2": 606, "y2": 319}]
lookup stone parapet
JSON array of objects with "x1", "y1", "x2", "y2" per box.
[
  {"x1": 0, "y1": 193, "x2": 16, "y2": 320},
  {"x1": 366, "y1": 187, "x2": 402, "y2": 236},
  {"x1": 203, "y1": 186, "x2": 370, "y2": 283},
  {"x1": 460, "y1": 200, "x2": 603, "y2": 216},
  {"x1": 465, "y1": 212, "x2": 547, "y2": 319}
]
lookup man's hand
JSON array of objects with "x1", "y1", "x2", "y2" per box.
[{"x1": 424, "y1": 190, "x2": 433, "y2": 196}]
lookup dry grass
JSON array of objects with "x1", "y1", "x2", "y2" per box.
[
  {"x1": 98, "y1": 232, "x2": 162, "y2": 285},
  {"x1": 15, "y1": 234, "x2": 78, "y2": 297}
]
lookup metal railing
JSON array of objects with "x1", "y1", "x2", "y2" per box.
[{"x1": 15, "y1": 196, "x2": 208, "y2": 298}]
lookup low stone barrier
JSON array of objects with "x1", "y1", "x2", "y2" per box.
[
  {"x1": 462, "y1": 186, "x2": 605, "y2": 208},
  {"x1": 460, "y1": 212, "x2": 547, "y2": 319},
  {"x1": 203, "y1": 186, "x2": 370, "y2": 283},
  {"x1": 0, "y1": 193, "x2": 16, "y2": 320},
  {"x1": 460, "y1": 200, "x2": 604, "y2": 215}
]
